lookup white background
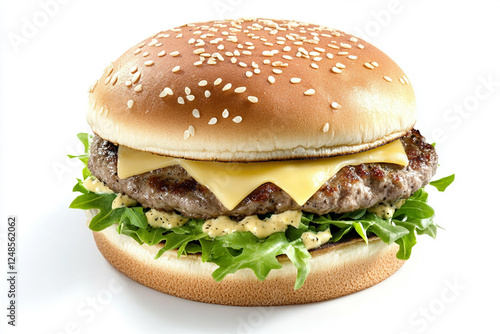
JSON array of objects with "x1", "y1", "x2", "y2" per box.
[{"x1": 1, "y1": 0, "x2": 499, "y2": 333}]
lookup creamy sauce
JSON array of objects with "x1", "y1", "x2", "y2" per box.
[
  {"x1": 368, "y1": 199, "x2": 406, "y2": 219},
  {"x1": 146, "y1": 209, "x2": 190, "y2": 229},
  {"x1": 111, "y1": 193, "x2": 138, "y2": 209},
  {"x1": 203, "y1": 210, "x2": 302, "y2": 238},
  {"x1": 83, "y1": 178, "x2": 114, "y2": 194},
  {"x1": 301, "y1": 230, "x2": 332, "y2": 250}
]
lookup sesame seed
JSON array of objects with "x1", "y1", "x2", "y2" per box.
[
  {"x1": 188, "y1": 38, "x2": 196, "y2": 44},
  {"x1": 399, "y1": 78, "x2": 406, "y2": 84},
  {"x1": 246, "y1": 71, "x2": 253, "y2": 77},
  {"x1": 282, "y1": 55, "x2": 293, "y2": 60},
  {"x1": 331, "y1": 66, "x2": 342, "y2": 74},
  {"x1": 222, "y1": 83, "x2": 232, "y2": 91},
  {"x1": 144, "y1": 60, "x2": 154, "y2": 66},
  {"x1": 214, "y1": 78, "x2": 222, "y2": 85},
  {"x1": 263, "y1": 59, "x2": 271, "y2": 65},
  {"x1": 194, "y1": 61, "x2": 203, "y2": 66},
  {"x1": 348, "y1": 55, "x2": 357, "y2": 60},
  {"x1": 350, "y1": 37, "x2": 358, "y2": 43},
  {"x1": 130, "y1": 66, "x2": 138, "y2": 74},
  {"x1": 205, "y1": 90, "x2": 211, "y2": 98},
  {"x1": 290, "y1": 77, "x2": 301, "y2": 83},
  {"x1": 192, "y1": 109, "x2": 200, "y2": 118},
  {"x1": 104, "y1": 76, "x2": 111, "y2": 85},
  {"x1": 371, "y1": 61, "x2": 379, "y2": 67},
  {"x1": 272, "y1": 69, "x2": 282, "y2": 74},
  {"x1": 158, "y1": 50, "x2": 166, "y2": 57},
  {"x1": 336, "y1": 63, "x2": 346, "y2": 69},
  {"x1": 188, "y1": 125, "x2": 195, "y2": 136},
  {"x1": 133, "y1": 49, "x2": 141, "y2": 55},
  {"x1": 185, "y1": 87, "x2": 191, "y2": 95},
  {"x1": 142, "y1": 52, "x2": 150, "y2": 57},
  {"x1": 283, "y1": 46, "x2": 291, "y2": 52},
  {"x1": 172, "y1": 66, "x2": 181, "y2": 72},
  {"x1": 111, "y1": 75, "x2": 118, "y2": 85},
  {"x1": 403, "y1": 76, "x2": 410, "y2": 84},
  {"x1": 232, "y1": 116, "x2": 242, "y2": 123},
  {"x1": 311, "y1": 63, "x2": 319, "y2": 69},
  {"x1": 132, "y1": 72, "x2": 141, "y2": 83},
  {"x1": 358, "y1": 44, "x2": 365, "y2": 49},
  {"x1": 208, "y1": 117, "x2": 217, "y2": 125},
  {"x1": 193, "y1": 48, "x2": 205, "y2": 55},
  {"x1": 331, "y1": 101, "x2": 342, "y2": 109},
  {"x1": 248, "y1": 96, "x2": 258, "y2": 103},
  {"x1": 222, "y1": 109, "x2": 229, "y2": 118},
  {"x1": 125, "y1": 81, "x2": 132, "y2": 87},
  {"x1": 323, "y1": 123, "x2": 330, "y2": 132},
  {"x1": 364, "y1": 63, "x2": 375, "y2": 70},
  {"x1": 326, "y1": 53, "x2": 334, "y2": 59},
  {"x1": 170, "y1": 51, "x2": 180, "y2": 57},
  {"x1": 304, "y1": 89, "x2": 315, "y2": 96},
  {"x1": 268, "y1": 76, "x2": 275, "y2": 84},
  {"x1": 234, "y1": 87, "x2": 246, "y2": 93},
  {"x1": 383, "y1": 76, "x2": 393, "y2": 82},
  {"x1": 186, "y1": 95, "x2": 195, "y2": 101},
  {"x1": 178, "y1": 97, "x2": 185, "y2": 104},
  {"x1": 183, "y1": 130, "x2": 190, "y2": 140},
  {"x1": 127, "y1": 100, "x2": 134, "y2": 109},
  {"x1": 340, "y1": 43, "x2": 352, "y2": 49},
  {"x1": 198, "y1": 80, "x2": 208, "y2": 87},
  {"x1": 175, "y1": 33, "x2": 182, "y2": 38},
  {"x1": 134, "y1": 84, "x2": 143, "y2": 92},
  {"x1": 254, "y1": 68, "x2": 261, "y2": 74},
  {"x1": 159, "y1": 87, "x2": 173, "y2": 98}
]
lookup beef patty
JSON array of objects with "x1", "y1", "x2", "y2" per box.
[{"x1": 87, "y1": 129, "x2": 438, "y2": 219}]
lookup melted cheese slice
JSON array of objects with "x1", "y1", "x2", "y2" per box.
[{"x1": 117, "y1": 140, "x2": 408, "y2": 210}]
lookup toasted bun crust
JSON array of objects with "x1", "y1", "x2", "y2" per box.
[
  {"x1": 93, "y1": 225, "x2": 404, "y2": 306},
  {"x1": 88, "y1": 18, "x2": 416, "y2": 161}
]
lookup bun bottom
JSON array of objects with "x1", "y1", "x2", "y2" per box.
[{"x1": 92, "y1": 224, "x2": 404, "y2": 306}]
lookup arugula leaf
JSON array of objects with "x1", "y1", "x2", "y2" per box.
[
  {"x1": 429, "y1": 174, "x2": 455, "y2": 192},
  {"x1": 210, "y1": 232, "x2": 284, "y2": 281},
  {"x1": 279, "y1": 239, "x2": 311, "y2": 289},
  {"x1": 121, "y1": 207, "x2": 148, "y2": 229},
  {"x1": 69, "y1": 192, "x2": 125, "y2": 231},
  {"x1": 393, "y1": 220, "x2": 417, "y2": 259},
  {"x1": 394, "y1": 199, "x2": 434, "y2": 219}
]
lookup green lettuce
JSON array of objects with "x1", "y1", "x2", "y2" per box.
[{"x1": 69, "y1": 133, "x2": 453, "y2": 289}]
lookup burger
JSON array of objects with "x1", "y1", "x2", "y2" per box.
[{"x1": 70, "y1": 18, "x2": 453, "y2": 306}]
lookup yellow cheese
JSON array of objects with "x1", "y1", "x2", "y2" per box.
[{"x1": 117, "y1": 140, "x2": 408, "y2": 210}]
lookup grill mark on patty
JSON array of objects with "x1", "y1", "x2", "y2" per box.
[{"x1": 87, "y1": 129, "x2": 438, "y2": 219}]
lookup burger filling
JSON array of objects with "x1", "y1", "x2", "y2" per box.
[{"x1": 70, "y1": 130, "x2": 453, "y2": 289}]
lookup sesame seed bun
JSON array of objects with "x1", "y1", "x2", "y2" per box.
[
  {"x1": 87, "y1": 18, "x2": 416, "y2": 161},
  {"x1": 93, "y1": 222, "x2": 404, "y2": 306}
]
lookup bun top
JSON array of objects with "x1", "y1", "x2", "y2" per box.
[{"x1": 88, "y1": 18, "x2": 416, "y2": 161}]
